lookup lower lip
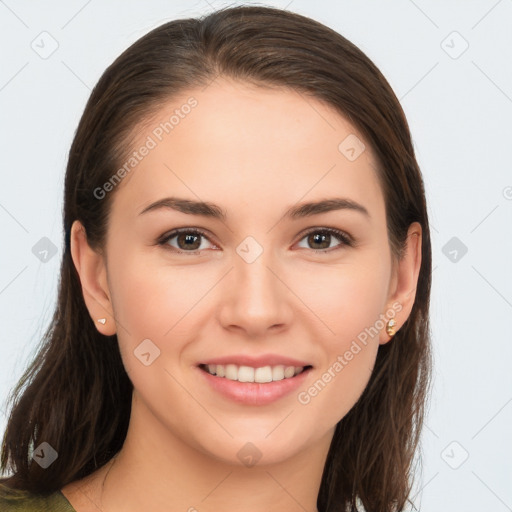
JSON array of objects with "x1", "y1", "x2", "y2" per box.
[{"x1": 197, "y1": 366, "x2": 312, "y2": 406}]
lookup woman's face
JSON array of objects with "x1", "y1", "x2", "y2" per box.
[{"x1": 79, "y1": 77, "x2": 416, "y2": 466}]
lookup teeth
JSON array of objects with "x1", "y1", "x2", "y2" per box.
[
  {"x1": 203, "y1": 363, "x2": 306, "y2": 382},
  {"x1": 272, "y1": 365, "x2": 284, "y2": 380},
  {"x1": 284, "y1": 366, "x2": 295, "y2": 378},
  {"x1": 255, "y1": 366, "x2": 273, "y2": 383},
  {"x1": 238, "y1": 366, "x2": 254, "y2": 382},
  {"x1": 225, "y1": 364, "x2": 238, "y2": 380}
]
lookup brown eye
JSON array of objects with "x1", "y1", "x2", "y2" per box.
[
  {"x1": 296, "y1": 228, "x2": 352, "y2": 252},
  {"x1": 158, "y1": 228, "x2": 214, "y2": 253},
  {"x1": 307, "y1": 232, "x2": 331, "y2": 250},
  {"x1": 175, "y1": 233, "x2": 202, "y2": 250}
]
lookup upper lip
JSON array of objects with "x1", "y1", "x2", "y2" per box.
[{"x1": 198, "y1": 354, "x2": 312, "y2": 368}]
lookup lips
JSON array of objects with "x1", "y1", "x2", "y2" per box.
[
  {"x1": 197, "y1": 363, "x2": 312, "y2": 405},
  {"x1": 196, "y1": 353, "x2": 314, "y2": 405}
]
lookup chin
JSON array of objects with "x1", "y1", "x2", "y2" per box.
[{"x1": 194, "y1": 429, "x2": 311, "y2": 468}]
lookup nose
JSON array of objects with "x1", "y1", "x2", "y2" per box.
[{"x1": 218, "y1": 245, "x2": 293, "y2": 338}]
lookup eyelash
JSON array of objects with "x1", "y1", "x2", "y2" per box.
[{"x1": 156, "y1": 227, "x2": 354, "y2": 255}]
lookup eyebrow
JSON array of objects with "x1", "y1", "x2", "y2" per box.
[{"x1": 138, "y1": 196, "x2": 370, "y2": 220}]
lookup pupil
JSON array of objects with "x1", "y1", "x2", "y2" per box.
[
  {"x1": 179, "y1": 233, "x2": 200, "y2": 250},
  {"x1": 310, "y1": 232, "x2": 330, "y2": 249}
]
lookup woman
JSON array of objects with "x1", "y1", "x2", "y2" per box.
[{"x1": 0, "y1": 5, "x2": 432, "y2": 511}]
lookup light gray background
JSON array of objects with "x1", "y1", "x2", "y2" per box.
[{"x1": 1, "y1": 1, "x2": 511, "y2": 510}]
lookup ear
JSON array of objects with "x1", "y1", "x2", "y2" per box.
[
  {"x1": 69, "y1": 220, "x2": 117, "y2": 336},
  {"x1": 379, "y1": 222, "x2": 422, "y2": 344}
]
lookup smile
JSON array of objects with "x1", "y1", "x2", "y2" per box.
[
  {"x1": 199, "y1": 363, "x2": 312, "y2": 383},
  {"x1": 197, "y1": 363, "x2": 313, "y2": 406}
]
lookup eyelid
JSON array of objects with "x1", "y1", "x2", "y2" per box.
[
  {"x1": 156, "y1": 227, "x2": 218, "y2": 252},
  {"x1": 297, "y1": 226, "x2": 354, "y2": 247},
  {"x1": 157, "y1": 226, "x2": 354, "y2": 254}
]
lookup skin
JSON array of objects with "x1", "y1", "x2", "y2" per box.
[{"x1": 63, "y1": 77, "x2": 422, "y2": 512}]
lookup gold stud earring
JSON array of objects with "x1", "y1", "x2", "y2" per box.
[
  {"x1": 386, "y1": 319, "x2": 396, "y2": 337},
  {"x1": 97, "y1": 318, "x2": 107, "y2": 325}
]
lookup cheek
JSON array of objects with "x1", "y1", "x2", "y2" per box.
[
  {"x1": 107, "y1": 249, "x2": 218, "y2": 382},
  {"x1": 296, "y1": 290, "x2": 382, "y2": 430},
  {"x1": 292, "y1": 260, "x2": 388, "y2": 423},
  {"x1": 292, "y1": 255, "x2": 389, "y2": 343},
  {"x1": 109, "y1": 249, "x2": 203, "y2": 336},
  {"x1": 108, "y1": 262, "x2": 192, "y2": 418},
  {"x1": 297, "y1": 341, "x2": 379, "y2": 432}
]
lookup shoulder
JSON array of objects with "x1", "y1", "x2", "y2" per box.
[{"x1": 0, "y1": 482, "x2": 76, "y2": 511}]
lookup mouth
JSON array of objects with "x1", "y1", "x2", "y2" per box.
[
  {"x1": 197, "y1": 362, "x2": 313, "y2": 405},
  {"x1": 198, "y1": 363, "x2": 313, "y2": 383}
]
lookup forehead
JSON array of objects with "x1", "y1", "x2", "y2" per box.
[{"x1": 111, "y1": 77, "x2": 384, "y2": 222}]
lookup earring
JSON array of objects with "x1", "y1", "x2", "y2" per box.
[
  {"x1": 386, "y1": 319, "x2": 396, "y2": 337},
  {"x1": 97, "y1": 318, "x2": 107, "y2": 325}
]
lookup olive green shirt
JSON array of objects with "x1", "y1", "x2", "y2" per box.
[{"x1": 0, "y1": 483, "x2": 76, "y2": 511}]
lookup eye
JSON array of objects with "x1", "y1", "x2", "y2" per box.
[
  {"x1": 296, "y1": 227, "x2": 353, "y2": 253},
  {"x1": 157, "y1": 228, "x2": 216, "y2": 253}
]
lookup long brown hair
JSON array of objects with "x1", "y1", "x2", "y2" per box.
[{"x1": 1, "y1": 6, "x2": 432, "y2": 511}]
